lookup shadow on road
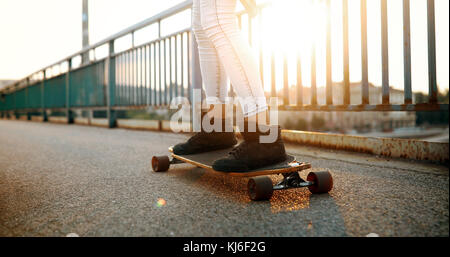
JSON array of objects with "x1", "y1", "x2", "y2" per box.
[{"x1": 165, "y1": 165, "x2": 348, "y2": 236}]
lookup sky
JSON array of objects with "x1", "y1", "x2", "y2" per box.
[
  {"x1": 0, "y1": 0, "x2": 448, "y2": 94},
  {"x1": 0, "y1": 0, "x2": 182, "y2": 80}
]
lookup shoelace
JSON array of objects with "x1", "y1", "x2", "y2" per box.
[{"x1": 229, "y1": 142, "x2": 247, "y2": 158}]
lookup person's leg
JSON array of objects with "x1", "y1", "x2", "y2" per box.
[
  {"x1": 193, "y1": 2, "x2": 230, "y2": 130},
  {"x1": 172, "y1": 0, "x2": 236, "y2": 155},
  {"x1": 200, "y1": 0, "x2": 286, "y2": 171},
  {"x1": 200, "y1": 0, "x2": 268, "y2": 118},
  {"x1": 193, "y1": 0, "x2": 229, "y2": 107}
]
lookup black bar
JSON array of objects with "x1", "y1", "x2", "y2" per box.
[
  {"x1": 427, "y1": 0, "x2": 438, "y2": 103},
  {"x1": 381, "y1": 0, "x2": 390, "y2": 104},
  {"x1": 403, "y1": 0, "x2": 412, "y2": 104},
  {"x1": 342, "y1": 0, "x2": 350, "y2": 105},
  {"x1": 361, "y1": 0, "x2": 369, "y2": 105},
  {"x1": 296, "y1": 53, "x2": 303, "y2": 106}
]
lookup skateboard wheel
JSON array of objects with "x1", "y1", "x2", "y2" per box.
[
  {"x1": 247, "y1": 176, "x2": 274, "y2": 201},
  {"x1": 152, "y1": 156, "x2": 170, "y2": 172},
  {"x1": 307, "y1": 171, "x2": 333, "y2": 194}
]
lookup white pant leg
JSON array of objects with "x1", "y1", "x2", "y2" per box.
[
  {"x1": 200, "y1": 0, "x2": 268, "y2": 117},
  {"x1": 192, "y1": 0, "x2": 229, "y2": 106}
]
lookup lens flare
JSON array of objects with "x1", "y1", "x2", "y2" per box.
[{"x1": 156, "y1": 198, "x2": 166, "y2": 207}]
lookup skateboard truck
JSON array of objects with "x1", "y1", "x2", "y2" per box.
[
  {"x1": 170, "y1": 158, "x2": 184, "y2": 165},
  {"x1": 273, "y1": 172, "x2": 314, "y2": 190},
  {"x1": 248, "y1": 170, "x2": 333, "y2": 201}
]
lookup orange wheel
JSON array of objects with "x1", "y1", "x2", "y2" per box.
[
  {"x1": 151, "y1": 156, "x2": 170, "y2": 172},
  {"x1": 247, "y1": 176, "x2": 273, "y2": 201},
  {"x1": 307, "y1": 171, "x2": 333, "y2": 194}
]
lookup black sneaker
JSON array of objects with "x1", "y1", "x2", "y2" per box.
[
  {"x1": 173, "y1": 131, "x2": 237, "y2": 155},
  {"x1": 212, "y1": 125, "x2": 286, "y2": 172}
]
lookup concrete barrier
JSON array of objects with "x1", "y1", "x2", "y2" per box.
[
  {"x1": 74, "y1": 117, "x2": 90, "y2": 125},
  {"x1": 281, "y1": 130, "x2": 449, "y2": 163},
  {"x1": 91, "y1": 118, "x2": 108, "y2": 127},
  {"x1": 117, "y1": 119, "x2": 161, "y2": 131},
  {"x1": 116, "y1": 119, "x2": 192, "y2": 132},
  {"x1": 48, "y1": 117, "x2": 68, "y2": 124},
  {"x1": 161, "y1": 120, "x2": 192, "y2": 132},
  {"x1": 73, "y1": 118, "x2": 108, "y2": 127},
  {"x1": 112, "y1": 120, "x2": 448, "y2": 162},
  {"x1": 31, "y1": 116, "x2": 44, "y2": 122}
]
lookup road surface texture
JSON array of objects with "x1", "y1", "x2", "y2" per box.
[{"x1": 0, "y1": 120, "x2": 448, "y2": 237}]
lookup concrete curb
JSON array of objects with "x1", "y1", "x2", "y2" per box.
[
  {"x1": 91, "y1": 118, "x2": 108, "y2": 127},
  {"x1": 48, "y1": 117, "x2": 68, "y2": 124},
  {"x1": 31, "y1": 116, "x2": 44, "y2": 122},
  {"x1": 74, "y1": 117, "x2": 90, "y2": 125},
  {"x1": 281, "y1": 130, "x2": 449, "y2": 163},
  {"x1": 73, "y1": 118, "x2": 109, "y2": 127},
  {"x1": 116, "y1": 119, "x2": 192, "y2": 132},
  {"x1": 117, "y1": 119, "x2": 160, "y2": 131},
  {"x1": 161, "y1": 120, "x2": 192, "y2": 132},
  {"x1": 113, "y1": 119, "x2": 448, "y2": 163}
]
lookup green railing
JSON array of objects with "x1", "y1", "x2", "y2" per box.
[
  {"x1": 0, "y1": 1, "x2": 194, "y2": 127},
  {"x1": 0, "y1": 0, "x2": 448, "y2": 127}
]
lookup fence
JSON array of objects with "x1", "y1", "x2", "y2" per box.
[{"x1": 0, "y1": 0, "x2": 448, "y2": 128}]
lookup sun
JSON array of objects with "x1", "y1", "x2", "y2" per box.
[
  {"x1": 250, "y1": 0, "x2": 330, "y2": 90},
  {"x1": 261, "y1": 0, "x2": 324, "y2": 54}
]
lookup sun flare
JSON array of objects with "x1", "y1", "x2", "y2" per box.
[
  {"x1": 261, "y1": 0, "x2": 324, "y2": 53},
  {"x1": 250, "y1": 0, "x2": 337, "y2": 90}
]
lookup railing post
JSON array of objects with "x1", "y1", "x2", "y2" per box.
[
  {"x1": 41, "y1": 70, "x2": 48, "y2": 122},
  {"x1": 107, "y1": 40, "x2": 117, "y2": 128},
  {"x1": 342, "y1": 0, "x2": 350, "y2": 105},
  {"x1": 403, "y1": 0, "x2": 412, "y2": 104},
  {"x1": 296, "y1": 53, "x2": 303, "y2": 106},
  {"x1": 26, "y1": 78, "x2": 31, "y2": 120},
  {"x1": 66, "y1": 59, "x2": 74, "y2": 124},
  {"x1": 311, "y1": 44, "x2": 317, "y2": 106},
  {"x1": 13, "y1": 85, "x2": 16, "y2": 119},
  {"x1": 361, "y1": 0, "x2": 369, "y2": 105},
  {"x1": 283, "y1": 54, "x2": 289, "y2": 105},
  {"x1": 326, "y1": 0, "x2": 333, "y2": 106},
  {"x1": 427, "y1": 0, "x2": 437, "y2": 104},
  {"x1": 381, "y1": 0, "x2": 390, "y2": 104}
]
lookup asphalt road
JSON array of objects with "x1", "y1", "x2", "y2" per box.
[{"x1": 0, "y1": 120, "x2": 448, "y2": 236}]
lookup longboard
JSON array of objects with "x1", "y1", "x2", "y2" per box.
[
  {"x1": 151, "y1": 146, "x2": 333, "y2": 201},
  {"x1": 167, "y1": 147, "x2": 311, "y2": 177}
]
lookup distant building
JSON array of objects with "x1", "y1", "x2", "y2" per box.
[{"x1": 276, "y1": 82, "x2": 416, "y2": 133}]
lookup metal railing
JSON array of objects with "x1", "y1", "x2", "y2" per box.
[{"x1": 0, "y1": 0, "x2": 448, "y2": 127}]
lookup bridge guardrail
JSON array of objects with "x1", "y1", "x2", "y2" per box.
[{"x1": 0, "y1": 0, "x2": 448, "y2": 128}]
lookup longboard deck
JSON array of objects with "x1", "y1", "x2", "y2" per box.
[{"x1": 169, "y1": 147, "x2": 311, "y2": 177}]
